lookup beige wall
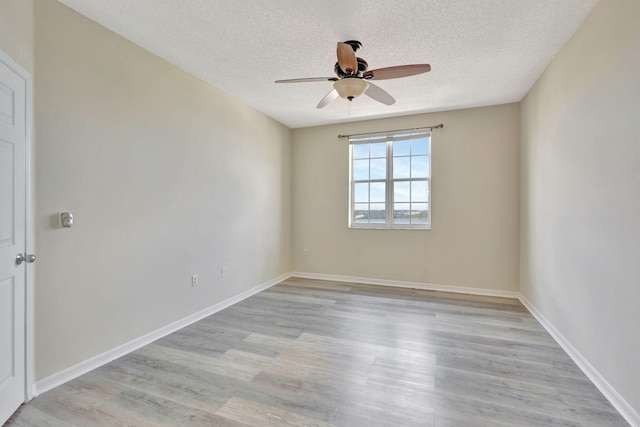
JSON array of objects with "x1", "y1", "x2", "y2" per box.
[
  {"x1": 33, "y1": 0, "x2": 292, "y2": 379},
  {"x1": 292, "y1": 104, "x2": 520, "y2": 291},
  {"x1": 520, "y1": 0, "x2": 640, "y2": 415},
  {"x1": 0, "y1": 0, "x2": 33, "y2": 73}
]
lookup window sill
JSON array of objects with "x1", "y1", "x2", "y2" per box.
[{"x1": 348, "y1": 225, "x2": 431, "y2": 230}]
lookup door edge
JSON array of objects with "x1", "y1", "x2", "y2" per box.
[{"x1": 0, "y1": 48, "x2": 35, "y2": 402}]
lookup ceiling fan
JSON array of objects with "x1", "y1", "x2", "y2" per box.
[{"x1": 275, "y1": 40, "x2": 431, "y2": 108}]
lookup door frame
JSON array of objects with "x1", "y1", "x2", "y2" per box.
[{"x1": 0, "y1": 47, "x2": 34, "y2": 402}]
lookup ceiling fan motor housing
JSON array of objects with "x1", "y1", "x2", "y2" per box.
[
  {"x1": 343, "y1": 40, "x2": 362, "y2": 51},
  {"x1": 334, "y1": 57, "x2": 369, "y2": 78}
]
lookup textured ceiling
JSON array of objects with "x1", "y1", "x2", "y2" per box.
[{"x1": 57, "y1": 0, "x2": 599, "y2": 129}]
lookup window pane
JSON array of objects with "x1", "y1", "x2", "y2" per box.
[
  {"x1": 350, "y1": 132, "x2": 432, "y2": 229},
  {"x1": 393, "y1": 157, "x2": 410, "y2": 179},
  {"x1": 393, "y1": 203, "x2": 411, "y2": 224},
  {"x1": 393, "y1": 140, "x2": 411, "y2": 157},
  {"x1": 353, "y1": 144, "x2": 369, "y2": 159},
  {"x1": 370, "y1": 182, "x2": 385, "y2": 202},
  {"x1": 353, "y1": 159, "x2": 369, "y2": 180},
  {"x1": 370, "y1": 142, "x2": 386, "y2": 158},
  {"x1": 353, "y1": 203, "x2": 369, "y2": 223},
  {"x1": 354, "y1": 183, "x2": 369, "y2": 203},
  {"x1": 394, "y1": 181, "x2": 410, "y2": 202},
  {"x1": 370, "y1": 158, "x2": 386, "y2": 180},
  {"x1": 411, "y1": 181, "x2": 428, "y2": 202},
  {"x1": 370, "y1": 203, "x2": 386, "y2": 223},
  {"x1": 412, "y1": 138, "x2": 429, "y2": 155},
  {"x1": 411, "y1": 203, "x2": 428, "y2": 224},
  {"x1": 411, "y1": 155, "x2": 429, "y2": 178}
]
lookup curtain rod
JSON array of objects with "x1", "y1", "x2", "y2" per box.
[{"x1": 337, "y1": 123, "x2": 444, "y2": 139}]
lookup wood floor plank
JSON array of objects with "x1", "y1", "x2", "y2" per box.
[
  {"x1": 6, "y1": 277, "x2": 629, "y2": 426},
  {"x1": 216, "y1": 397, "x2": 331, "y2": 427},
  {"x1": 136, "y1": 343, "x2": 263, "y2": 381}
]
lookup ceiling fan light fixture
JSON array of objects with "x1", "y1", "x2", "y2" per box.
[{"x1": 333, "y1": 78, "x2": 369, "y2": 101}]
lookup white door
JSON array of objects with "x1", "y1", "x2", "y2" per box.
[{"x1": 0, "y1": 55, "x2": 28, "y2": 424}]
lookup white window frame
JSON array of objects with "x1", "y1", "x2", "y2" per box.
[{"x1": 348, "y1": 129, "x2": 432, "y2": 230}]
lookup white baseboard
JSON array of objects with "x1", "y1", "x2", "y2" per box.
[
  {"x1": 288, "y1": 271, "x2": 521, "y2": 299},
  {"x1": 519, "y1": 296, "x2": 639, "y2": 427},
  {"x1": 33, "y1": 272, "x2": 291, "y2": 396}
]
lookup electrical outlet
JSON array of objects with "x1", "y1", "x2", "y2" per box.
[
  {"x1": 191, "y1": 274, "x2": 198, "y2": 287},
  {"x1": 303, "y1": 248, "x2": 309, "y2": 256},
  {"x1": 221, "y1": 266, "x2": 228, "y2": 277}
]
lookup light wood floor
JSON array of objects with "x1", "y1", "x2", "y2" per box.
[{"x1": 6, "y1": 277, "x2": 628, "y2": 426}]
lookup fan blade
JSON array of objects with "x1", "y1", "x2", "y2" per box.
[
  {"x1": 337, "y1": 42, "x2": 358, "y2": 75},
  {"x1": 363, "y1": 64, "x2": 431, "y2": 80},
  {"x1": 275, "y1": 77, "x2": 338, "y2": 83},
  {"x1": 364, "y1": 82, "x2": 395, "y2": 105},
  {"x1": 316, "y1": 89, "x2": 339, "y2": 108}
]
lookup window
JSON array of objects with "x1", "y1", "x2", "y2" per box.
[{"x1": 349, "y1": 129, "x2": 431, "y2": 229}]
